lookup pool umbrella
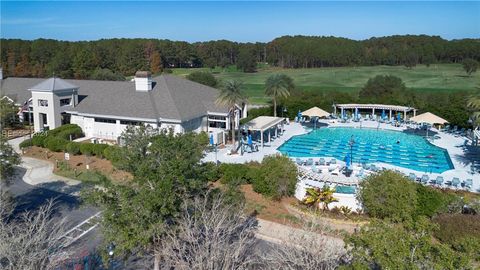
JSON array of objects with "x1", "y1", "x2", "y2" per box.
[
  {"x1": 342, "y1": 110, "x2": 346, "y2": 119},
  {"x1": 302, "y1": 106, "x2": 330, "y2": 118},
  {"x1": 247, "y1": 134, "x2": 253, "y2": 146},
  {"x1": 355, "y1": 108, "x2": 359, "y2": 121},
  {"x1": 410, "y1": 112, "x2": 449, "y2": 138},
  {"x1": 397, "y1": 112, "x2": 402, "y2": 122},
  {"x1": 381, "y1": 109, "x2": 386, "y2": 120},
  {"x1": 345, "y1": 154, "x2": 351, "y2": 169},
  {"x1": 297, "y1": 110, "x2": 302, "y2": 122},
  {"x1": 209, "y1": 134, "x2": 214, "y2": 146}
]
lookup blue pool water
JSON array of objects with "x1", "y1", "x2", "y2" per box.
[
  {"x1": 335, "y1": 186, "x2": 356, "y2": 194},
  {"x1": 278, "y1": 127, "x2": 454, "y2": 173}
]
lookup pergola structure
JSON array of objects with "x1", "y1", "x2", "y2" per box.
[
  {"x1": 333, "y1": 103, "x2": 417, "y2": 120},
  {"x1": 244, "y1": 116, "x2": 285, "y2": 147}
]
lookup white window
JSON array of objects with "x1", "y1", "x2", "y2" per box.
[
  {"x1": 60, "y1": 98, "x2": 72, "y2": 106},
  {"x1": 38, "y1": 99, "x2": 48, "y2": 107}
]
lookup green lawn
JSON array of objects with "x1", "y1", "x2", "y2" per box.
[{"x1": 172, "y1": 64, "x2": 479, "y2": 104}]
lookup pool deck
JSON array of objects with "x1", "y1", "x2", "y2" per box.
[{"x1": 203, "y1": 119, "x2": 479, "y2": 194}]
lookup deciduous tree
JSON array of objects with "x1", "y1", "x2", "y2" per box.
[
  {"x1": 0, "y1": 134, "x2": 20, "y2": 183},
  {"x1": 0, "y1": 198, "x2": 70, "y2": 270},
  {"x1": 159, "y1": 193, "x2": 258, "y2": 270},
  {"x1": 462, "y1": 58, "x2": 478, "y2": 76},
  {"x1": 84, "y1": 127, "x2": 210, "y2": 270}
]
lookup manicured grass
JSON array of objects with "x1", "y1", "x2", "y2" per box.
[{"x1": 173, "y1": 64, "x2": 479, "y2": 104}]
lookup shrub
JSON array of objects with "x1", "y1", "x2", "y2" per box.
[
  {"x1": 103, "y1": 145, "x2": 121, "y2": 161},
  {"x1": 44, "y1": 137, "x2": 68, "y2": 152},
  {"x1": 415, "y1": 184, "x2": 455, "y2": 218},
  {"x1": 51, "y1": 125, "x2": 82, "y2": 139},
  {"x1": 219, "y1": 163, "x2": 251, "y2": 185},
  {"x1": 19, "y1": 138, "x2": 32, "y2": 148},
  {"x1": 65, "y1": 142, "x2": 81, "y2": 155},
  {"x1": 186, "y1": 71, "x2": 218, "y2": 87},
  {"x1": 197, "y1": 162, "x2": 220, "y2": 182},
  {"x1": 92, "y1": 144, "x2": 108, "y2": 158},
  {"x1": 50, "y1": 124, "x2": 83, "y2": 140},
  {"x1": 31, "y1": 134, "x2": 47, "y2": 147},
  {"x1": 252, "y1": 154, "x2": 297, "y2": 200},
  {"x1": 358, "y1": 170, "x2": 417, "y2": 222},
  {"x1": 79, "y1": 143, "x2": 95, "y2": 156}
]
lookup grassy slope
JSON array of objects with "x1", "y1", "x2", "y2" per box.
[{"x1": 172, "y1": 64, "x2": 479, "y2": 104}]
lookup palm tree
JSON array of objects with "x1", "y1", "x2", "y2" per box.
[
  {"x1": 264, "y1": 74, "x2": 294, "y2": 117},
  {"x1": 303, "y1": 186, "x2": 338, "y2": 211},
  {"x1": 467, "y1": 90, "x2": 480, "y2": 128},
  {"x1": 216, "y1": 80, "x2": 246, "y2": 151}
]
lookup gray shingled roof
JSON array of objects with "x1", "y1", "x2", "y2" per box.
[
  {"x1": 0, "y1": 75, "x2": 229, "y2": 121},
  {"x1": 29, "y1": 77, "x2": 78, "y2": 92},
  {"x1": 1, "y1": 77, "x2": 44, "y2": 104}
]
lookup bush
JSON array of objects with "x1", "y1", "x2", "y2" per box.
[
  {"x1": 65, "y1": 142, "x2": 81, "y2": 155},
  {"x1": 219, "y1": 163, "x2": 251, "y2": 185},
  {"x1": 92, "y1": 144, "x2": 108, "y2": 158},
  {"x1": 198, "y1": 162, "x2": 220, "y2": 182},
  {"x1": 103, "y1": 145, "x2": 121, "y2": 162},
  {"x1": 31, "y1": 134, "x2": 47, "y2": 147},
  {"x1": 358, "y1": 170, "x2": 418, "y2": 222},
  {"x1": 50, "y1": 124, "x2": 83, "y2": 140},
  {"x1": 252, "y1": 154, "x2": 297, "y2": 200},
  {"x1": 186, "y1": 71, "x2": 218, "y2": 87},
  {"x1": 79, "y1": 143, "x2": 95, "y2": 156},
  {"x1": 415, "y1": 185, "x2": 455, "y2": 218},
  {"x1": 44, "y1": 137, "x2": 68, "y2": 152},
  {"x1": 19, "y1": 139, "x2": 32, "y2": 148}
]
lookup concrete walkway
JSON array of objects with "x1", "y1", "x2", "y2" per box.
[
  {"x1": 8, "y1": 136, "x2": 81, "y2": 187},
  {"x1": 256, "y1": 218, "x2": 345, "y2": 247},
  {"x1": 20, "y1": 156, "x2": 80, "y2": 186}
]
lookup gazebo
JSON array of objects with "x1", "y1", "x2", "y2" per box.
[{"x1": 244, "y1": 116, "x2": 285, "y2": 147}]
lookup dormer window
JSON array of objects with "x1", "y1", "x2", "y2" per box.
[
  {"x1": 38, "y1": 99, "x2": 48, "y2": 107},
  {"x1": 60, "y1": 98, "x2": 72, "y2": 107}
]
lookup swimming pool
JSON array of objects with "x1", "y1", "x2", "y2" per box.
[{"x1": 278, "y1": 127, "x2": 454, "y2": 174}]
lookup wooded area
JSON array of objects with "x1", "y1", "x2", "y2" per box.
[{"x1": 1, "y1": 35, "x2": 479, "y2": 79}]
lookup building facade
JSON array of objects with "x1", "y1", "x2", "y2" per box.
[{"x1": 1, "y1": 71, "x2": 247, "y2": 144}]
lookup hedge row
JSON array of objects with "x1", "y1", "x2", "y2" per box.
[
  {"x1": 20, "y1": 124, "x2": 84, "y2": 149},
  {"x1": 19, "y1": 124, "x2": 120, "y2": 161}
]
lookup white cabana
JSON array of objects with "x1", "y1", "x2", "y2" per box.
[
  {"x1": 302, "y1": 106, "x2": 330, "y2": 118},
  {"x1": 333, "y1": 103, "x2": 416, "y2": 120},
  {"x1": 410, "y1": 112, "x2": 448, "y2": 125},
  {"x1": 244, "y1": 116, "x2": 285, "y2": 147}
]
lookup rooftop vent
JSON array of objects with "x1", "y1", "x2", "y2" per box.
[{"x1": 135, "y1": 71, "x2": 152, "y2": 92}]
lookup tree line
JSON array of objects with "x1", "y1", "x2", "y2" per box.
[{"x1": 1, "y1": 35, "x2": 479, "y2": 79}]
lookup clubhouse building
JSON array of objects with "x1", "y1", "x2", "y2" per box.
[{"x1": 0, "y1": 70, "x2": 247, "y2": 144}]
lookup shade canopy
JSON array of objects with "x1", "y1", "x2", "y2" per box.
[
  {"x1": 302, "y1": 106, "x2": 330, "y2": 118},
  {"x1": 410, "y1": 112, "x2": 448, "y2": 125},
  {"x1": 244, "y1": 116, "x2": 284, "y2": 131}
]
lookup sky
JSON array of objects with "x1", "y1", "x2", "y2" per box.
[{"x1": 1, "y1": 1, "x2": 479, "y2": 42}]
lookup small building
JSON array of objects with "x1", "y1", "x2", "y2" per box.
[{"x1": 1, "y1": 71, "x2": 247, "y2": 143}]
